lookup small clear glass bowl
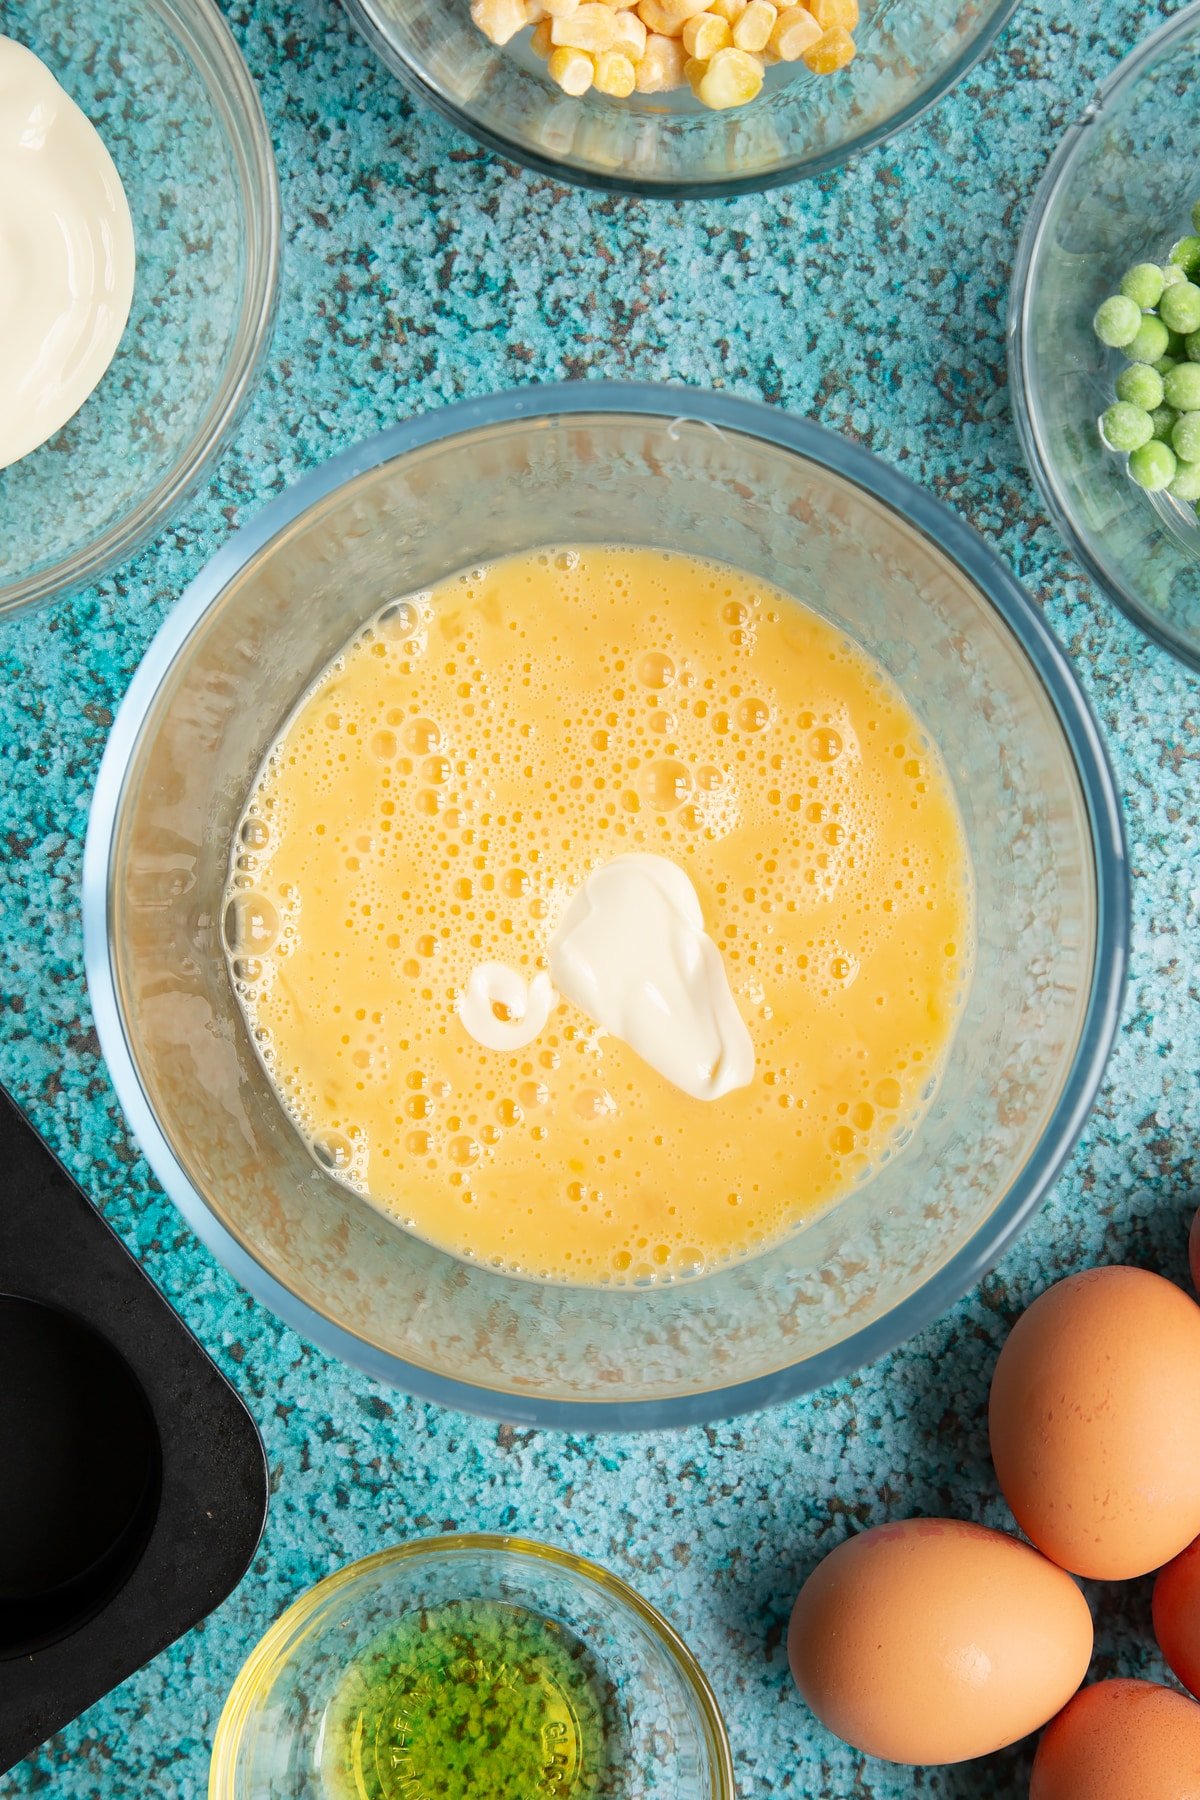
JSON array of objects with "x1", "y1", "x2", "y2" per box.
[
  {"x1": 341, "y1": 0, "x2": 1020, "y2": 197},
  {"x1": 208, "y1": 1536, "x2": 735, "y2": 1800},
  {"x1": 1010, "y1": 2, "x2": 1200, "y2": 671},
  {"x1": 0, "y1": 0, "x2": 280, "y2": 620}
]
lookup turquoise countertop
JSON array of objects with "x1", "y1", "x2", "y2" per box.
[{"x1": 1, "y1": 0, "x2": 1198, "y2": 1793}]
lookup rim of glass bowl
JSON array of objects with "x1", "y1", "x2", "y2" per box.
[
  {"x1": 1, "y1": 0, "x2": 281, "y2": 621},
  {"x1": 82, "y1": 381, "x2": 1130, "y2": 1430},
  {"x1": 1008, "y1": 2, "x2": 1200, "y2": 674},
  {"x1": 207, "y1": 1534, "x2": 736, "y2": 1800},
  {"x1": 339, "y1": 0, "x2": 1023, "y2": 200}
]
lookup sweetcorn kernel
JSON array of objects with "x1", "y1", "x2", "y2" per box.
[
  {"x1": 809, "y1": 0, "x2": 859, "y2": 27},
  {"x1": 531, "y1": 16, "x2": 554, "y2": 52},
  {"x1": 635, "y1": 31, "x2": 687, "y2": 87},
  {"x1": 551, "y1": 2, "x2": 618, "y2": 48},
  {"x1": 611, "y1": 7, "x2": 648, "y2": 54},
  {"x1": 471, "y1": 0, "x2": 529, "y2": 44},
  {"x1": 769, "y1": 5, "x2": 820, "y2": 57},
  {"x1": 542, "y1": 0, "x2": 581, "y2": 14},
  {"x1": 708, "y1": 0, "x2": 748, "y2": 19},
  {"x1": 698, "y1": 43, "x2": 763, "y2": 104},
  {"x1": 548, "y1": 43, "x2": 596, "y2": 88},
  {"x1": 654, "y1": 0, "x2": 716, "y2": 20},
  {"x1": 732, "y1": 0, "x2": 775, "y2": 51},
  {"x1": 637, "y1": 0, "x2": 710, "y2": 32},
  {"x1": 682, "y1": 11, "x2": 732, "y2": 56},
  {"x1": 594, "y1": 47, "x2": 637, "y2": 90},
  {"x1": 683, "y1": 52, "x2": 708, "y2": 95},
  {"x1": 801, "y1": 22, "x2": 855, "y2": 68}
]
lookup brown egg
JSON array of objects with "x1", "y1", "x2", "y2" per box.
[
  {"x1": 1030, "y1": 1679, "x2": 1200, "y2": 1798},
  {"x1": 1153, "y1": 1533, "x2": 1200, "y2": 1700},
  {"x1": 787, "y1": 1518, "x2": 1092, "y2": 1764},
  {"x1": 989, "y1": 1266, "x2": 1200, "y2": 1579}
]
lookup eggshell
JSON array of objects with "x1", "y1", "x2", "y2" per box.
[
  {"x1": 786, "y1": 1518, "x2": 1092, "y2": 1765},
  {"x1": 1190, "y1": 1205, "x2": 1199, "y2": 1297},
  {"x1": 988, "y1": 1266, "x2": 1200, "y2": 1579},
  {"x1": 1029, "y1": 1679, "x2": 1200, "y2": 1799},
  {"x1": 1153, "y1": 1533, "x2": 1200, "y2": 1700}
]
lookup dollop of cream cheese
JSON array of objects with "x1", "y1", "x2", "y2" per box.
[
  {"x1": 549, "y1": 854, "x2": 754, "y2": 1101},
  {"x1": 0, "y1": 37, "x2": 136, "y2": 471}
]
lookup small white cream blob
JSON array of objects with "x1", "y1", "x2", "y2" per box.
[
  {"x1": 549, "y1": 853, "x2": 755, "y2": 1101},
  {"x1": 0, "y1": 37, "x2": 136, "y2": 471},
  {"x1": 456, "y1": 962, "x2": 557, "y2": 1051}
]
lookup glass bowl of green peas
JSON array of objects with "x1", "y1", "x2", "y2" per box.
[{"x1": 1010, "y1": 2, "x2": 1200, "y2": 670}]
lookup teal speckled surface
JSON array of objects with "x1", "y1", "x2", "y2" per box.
[{"x1": 1, "y1": 0, "x2": 1199, "y2": 1794}]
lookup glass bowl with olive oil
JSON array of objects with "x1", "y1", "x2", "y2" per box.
[{"x1": 208, "y1": 1536, "x2": 734, "y2": 1800}]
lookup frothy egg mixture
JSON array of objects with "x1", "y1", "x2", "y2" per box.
[{"x1": 224, "y1": 545, "x2": 973, "y2": 1285}]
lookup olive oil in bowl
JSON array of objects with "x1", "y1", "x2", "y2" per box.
[{"x1": 326, "y1": 1599, "x2": 621, "y2": 1800}]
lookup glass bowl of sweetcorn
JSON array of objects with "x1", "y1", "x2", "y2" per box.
[
  {"x1": 84, "y1": 383, "x2": 1128, "y2": 1429},
  {"x1": 209, "y1": 1537, "x2": 735, "y2": 1800},
  {"x1": 340, "y1": 0, "x2": 1019, "y2": 195},
  {"x1": 0, "y1": 0, "x2": 279, "y2": 619},
  {"x1": 1010, "y1": 3, "x2": 1200, "y2": 671}
]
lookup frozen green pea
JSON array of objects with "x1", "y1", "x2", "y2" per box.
[
  {"x1": 1151, "y1": 404, "x2": 1178, "y2": 441},
  {"x1": 1167, "y1": 328, "x2": 1188, "y2": 357},
  {"x1": 1161, "y1": 262, "x2": 1188, "y2": 290},
  {"x1": 1128, "y1": 439, "x2": 1177, "y2": 490},
  {"x1": 1116, "y1": 363, "x2": 1164, "y2": 409},
  {"x1": 1168, "y1": 458, "x2": 1200, "y2": 500},
  {"x1": 1093, "y1": 294, "x2": 1143, "y2": 347},
  {"x1": 1120, "y1": 262, "x2": 1165, "y2": 308},
  {"x1": 1099, "y1": 402, "x2": 1154, "y2": 451},
  {"x1": 1172, "y1": 235, "x2": 1200, "y2": 275},
  {"x1": 1127, "y1": 314, "x2": 1171, "y2": 363},
  {"x1": 1173, "y1": 411, "x2": 1200, "y2": 462},
  {"x1": 1164, "y1": 363, "x2": 1200, "y2": 409},
  {"x1": 1160, "y1": 281, "x2": 1200, "y2": 334},
  {"x1": 1185, "y1": 331, "x2": 1200, "y2": 363},
  {"x1": 1155, "y1": 354, "x2": 1179, "y2": 376}
]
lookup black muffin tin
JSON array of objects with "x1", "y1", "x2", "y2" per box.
[{"x1": 0, "y1": 1085, "x2": 268, "y2": 1773}]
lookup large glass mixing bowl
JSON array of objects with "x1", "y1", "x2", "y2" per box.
[
  {"x1": 341, "y1": 0, "x2": 1020, "y2": 197},
  {"x1": 1010, "y1": 3, "x2": 1200, "y2": 671},
  {"x1": 83, "y1": 385, "x2": 1128, "y2": 1428}
]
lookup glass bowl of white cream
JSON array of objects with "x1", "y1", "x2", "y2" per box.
[{"x1": 0, "y1": 0, "x2": 279, "y2": 619}]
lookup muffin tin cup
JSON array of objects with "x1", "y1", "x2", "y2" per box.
[{"x1": 0, "y1": 1087, "x2": 269, "y2": 1774}]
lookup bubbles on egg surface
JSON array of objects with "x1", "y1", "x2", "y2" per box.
[
  {"x1": 404, "y1": 717, "x2": 441, "y2": 755},
  {"x1": 637, "y1": 650, "x2": 675, "y2": 690},
  {"x1": 378, "y1": 598, "x2": 419, "y2": 635},
  {"x1": 641, "y1": 757, "x2": 691, "y2": 812},
  {"x1": 312, "y1": 1130, "x2": 353, "y2": 1171},
  {"x1": 737, "y1": 697, "x2": 770, "y2": 733},
  {"x1": 809, "y1": 726, "x2": 843, "y2": 763},
  {"x1": 224, "y1": 892, "x2": 280, "y2": 956}
]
